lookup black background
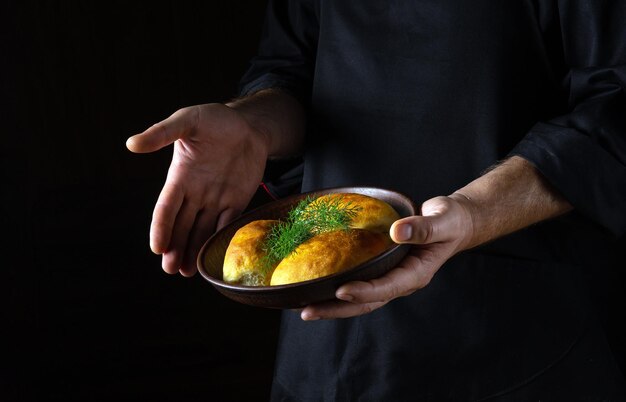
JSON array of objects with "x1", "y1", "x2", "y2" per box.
[
  {"x1": 3, "y1": 1, "x2": 282, "y2": 401},
  {"x1": 3, "y1": 2, "x2": 626, "y2": 402}
]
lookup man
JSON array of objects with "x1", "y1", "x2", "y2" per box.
[{"x1": 127, "y1": 1, "x2": 626, "y2": 400}]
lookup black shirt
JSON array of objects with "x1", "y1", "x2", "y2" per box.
[{"x1": 239, "y1": 1, "x2": 626, "y2": 400}]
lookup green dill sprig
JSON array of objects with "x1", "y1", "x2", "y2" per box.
[
  {"x1": 299, "y1": 195, "x2": 361, "y2": 234},
  {"x1": 258, "y1": 195, "x2": 362, "y2": 274}
]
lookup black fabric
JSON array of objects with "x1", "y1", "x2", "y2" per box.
[
  {"x1": 482, "y1": 320, "x2": 626, "y2": 401},
  {"x1": 239, "y1": 1, "x2": 626, "y2": 400},
  {"x1": 262, "y1": 159, "x2": 304, "y2": 198}
]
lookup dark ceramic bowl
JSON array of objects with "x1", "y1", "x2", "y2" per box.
[{"x1": 196, "y1": 186, "x2": 417, "y2": 309}]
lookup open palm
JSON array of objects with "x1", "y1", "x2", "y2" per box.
[{"x1": 127, "y1": 103, "x2": 270, "y2": 276}]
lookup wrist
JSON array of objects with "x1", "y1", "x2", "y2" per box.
[
  {"x1": 448, "y1": 156, "x2": 573, "y2": 250},
  {"x1": 446, "y1": 193, "x2": 477, "y2": 252},
  {"x1": 225, "y1": 101, "x2": 273, "y2": 156},
  {"x1": 225, "y1": 88, "x2": 305, "y2": 157}
]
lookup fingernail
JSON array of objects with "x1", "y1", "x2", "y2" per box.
[
  {"x1": 301, "y1": 311, "x2": 319, "y2": 321},
  {"x1": 396, "y1": 224, "x2": 412, "y2": 241},
  {"x1": 337, "y1": 292, "x2": 354, "y2": 302}
]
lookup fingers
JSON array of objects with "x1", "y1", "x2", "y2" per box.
[
  {"x1": 216, "y1": 208, "x2": 241, "y2": 231},
  {"x1": 180, "y1": 208, "x2": 218, "y2": 277},
  {"x1": 126, "y1": 107, "x2": 198, "y2": 153},
  {"x1": 299, "y1": 257, "x2": 435, "y2": 320},
  {"x1": 338, "y1": 260, "x2": 431, "y2": 301},
  {"x1": 160, "y1": 198, "x2": 200, "y2": 274},
  {"x1": 301, "y1": 300, "x2": 388, "y2": 321},
  {"x1": 150, "y1": 181, "x2": 185, "y2": 254},
  {"x1": 155, "y1": 193, "x2": 236, "y2": 277}
]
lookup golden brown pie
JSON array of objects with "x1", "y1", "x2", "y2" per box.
[
  {"x1": 222, "y1": 193, "x2": 401, "y2": 286},
  {"x1": 270, "y1": 228, "x2": 392, "y2": 285},
  {"x1": 222, "y1": 219, "x2": 277, "y2": 286}
]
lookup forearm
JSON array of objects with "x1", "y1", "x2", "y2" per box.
[
  {"x1": 450, "y1": 156, "x2": 573, "y2": 251},
  {"x1": 226, "y1": 88, "x2": 306, "y2": 158}
]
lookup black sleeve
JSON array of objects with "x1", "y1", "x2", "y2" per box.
[
  {"x1": 510, "y1": 0, "x2": 626, "y2": 236},
  {"x1": 238, "y1": 0, "x2": 319, "y2": 106}
]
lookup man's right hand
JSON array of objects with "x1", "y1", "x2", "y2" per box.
[{"x1": 126, "y1": 103, "x2": 271, "y2": 277}]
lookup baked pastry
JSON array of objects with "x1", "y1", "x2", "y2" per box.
[
  {"x1": 222, "y1": 219, "x2": 277, "y2": 286},
  {"x1": 307, "y1": 193, "x2": 400, "y2": 233},
  {"x1": 270, "y1": 228, "x2": 392, "y2": 285},
  {"x1": 222, "y1": 193, "x2": 400, "y2": 287}
]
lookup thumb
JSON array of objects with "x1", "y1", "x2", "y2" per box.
[
  {"x1": 126, "y1": 107, "x2": 197, "y2": 153},
  {"x1": 390, "y1": 197, "x2": 459, "y2": 245}
]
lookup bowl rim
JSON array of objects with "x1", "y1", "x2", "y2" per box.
[{"x1": 200, "y1": 242, "x2": 406, "y2": 292}]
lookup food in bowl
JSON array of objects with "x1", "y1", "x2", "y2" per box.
[
  {"x1": 222, "y1": 193, "x2": 401, "y2": 286},
  {"x1": 222, "y1": 219, "x2": 279, "y2": 286}
]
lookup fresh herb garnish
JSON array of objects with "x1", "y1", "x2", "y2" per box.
[{"x1": 259, "y1": 195, "x2": 361, "y2": 274}]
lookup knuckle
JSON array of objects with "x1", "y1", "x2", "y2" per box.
[
  {"x1": 406, "y1": 265, "x2": 433, "y2": 292},
  {"x1": 387, "y1": 283, "x2": 404, "y2": 299},
  {"x1": 414, "y1": 272, "x2": 432, "y2": 290},
  {"x1": 360, "y1": 303, "x2": 376, "y2": 315},
  {"x1": 409, "y1": 218, "x2": 434, "y2": 244},
  {"x1": 154, "y1": 122, "x2": 170, "y2": 139},
  {"x1": 417, "y1": 276, "x2": 432, "y2": 290},
  {"x1": 172, "y1": 107, "x2": 188, "y2": 117}
]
